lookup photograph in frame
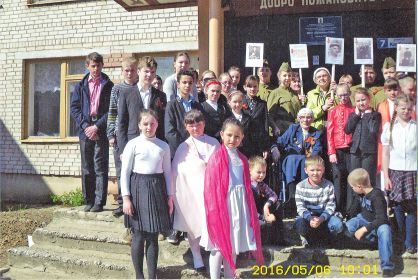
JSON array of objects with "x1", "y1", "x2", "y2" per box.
[
  {"x1": 289, "y1": 44, "x2": 309, "y2": 69},
  {"x1": 245, "y1": 43, "x2": 264, "y2": 68},
  {"x1": 325, "y1": 37, "x2": 344, "y2": 65},
  {"x1": 396, "y1": 44, "x2": 416, "y2": 72},
  {"x1": 354, "y1": 38, "x2": 373, "y2": 65}
]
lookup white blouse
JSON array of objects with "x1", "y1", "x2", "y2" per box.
[
  {"x1": 381, "y1": 119, "x2": 417, "y2": 171},
  {"x1": 120, "y1": 134, "x2": 171, "y2": 196}
]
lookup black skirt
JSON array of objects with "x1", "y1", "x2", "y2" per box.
[{"x1": 125, "y1": 173, "x2": 171, "y2": 233}]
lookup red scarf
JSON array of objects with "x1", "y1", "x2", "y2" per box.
[{"x1": 204, "y1": 144, "x2": 264, "y2": 276}]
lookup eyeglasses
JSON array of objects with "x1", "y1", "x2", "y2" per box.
[
  {"x1": 337, "y1": 93, "x2": 351, "y2": 97},
  {"x1": 221, "y1": 81, "x2": 232, "y2": 86}
]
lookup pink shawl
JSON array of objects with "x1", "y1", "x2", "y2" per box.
[{"x1": 204, "y1": 144, "x2": 264, "y2": 276}]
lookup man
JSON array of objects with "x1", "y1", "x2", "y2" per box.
[
  {"x1": 70, "y1": 52, "x2": 114, "y2": 213},
  {"x1": 257, "y1": 59, "x2": 277, "y2": 102},
  {"x1": 350, "y1": 65, "x2": 383, "y2": 110}
]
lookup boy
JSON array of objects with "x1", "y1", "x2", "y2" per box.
[
  {"x1": 107, "y1": 57, "x2": 139, "y2": 217},
  {"x1": 70, "y1": 52, "x2": 114, "y2": 212},
  {"x1": 249, "y1": 156, "x2": 286, "y2": 245},
  {"x1": 345, "y1": 168, "x2": 394, "y2": 278},
  {"x1": 294, "y1": 156, "x2": 343, "y2": 247}
]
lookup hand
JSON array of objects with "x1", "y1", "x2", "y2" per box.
[
  {"x1": 85, "y1": 125, "x2": 99, "y2": 140},
  {"x1": 354, "y1": 226, "x2": 368, "y2": 240},
  {"x1": 264, "y1": 213, "x2": 276, "y2": 223},
  {"x1": 271, "y1": 147, "x2": 280, "y2": 163},
  {"x1": 325, "y1": 97, "x2": 334, "y2": 108},
  {"x1": 384, "y1": 176, "x2": 393, "y2": 191},
  {"x1": 109, "y1": 137, "x2": 116, "y2": 147},
  {"x1": 310, "y1": 216, "x2": 322, "y2": 228},
  {"x1": 298, "y1": 94, "x2": 306, "y2": 104},
  {"x1": 355, "y1": 106, "x2": 361, "y2": 116},
  {"x1": 168, "y1": 195, "x2": 174, "y2": 215},
  {"x1": 329, "y1": 154, "x2": 338, "y2": 164},
  {"x1": 123, "y1": 197, "x2": 134, "y2": 216},
  {"x1": 262, "y1": 151, "x2": 269, "y2": 160},
  {"x1": 330, "y1": 80, "x2": 337, "y2": 92},
  {"x1": 273, "y1": 127, "x2": 281, "y2": 137}
]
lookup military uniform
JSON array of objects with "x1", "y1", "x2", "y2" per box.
[
  {"x1": 268, "y1": 85, "x2": 300, "y2": 134},
  {"x1": 258, "y1": 83, "x2": 277, "y2": 104}
]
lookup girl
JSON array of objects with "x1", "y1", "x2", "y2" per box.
[
  {"x1": 201, "y1": 80, "x2": 232, "y2": 141},
  {"x1": 121, "y1": 110, "x2": 172, "y2": 279},
  {"x1": 197, "y1": 70, "x2": 217, "y2": 103},
  {"x1": 228, "y1": 90, "x2": 253, "y2": 157},
  {"x1": 219, "y1": 72, "x2": 233, "y2": 104},
  {"x1": 171, "y1": 110, "x2": 220, "y2": 271},
  {"x1": 242, "y1": 75, "x2": 269, "y2": 158},
  {"x1": 344, "y1": 88, "x2": 381, "y2": 206},
  {"x1": 228, "y1": 66, "x2": 242, "y2": 91},
  {"x1": 201, "y1": 118, "x2": 264, "y2": 279},
  {"x1": 381, "y1": 94, "x2": 417, "y2": 254}
]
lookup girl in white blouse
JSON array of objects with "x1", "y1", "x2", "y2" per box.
[{"x1": 121, "y1": 110, "x2": 173, "y2": 279}]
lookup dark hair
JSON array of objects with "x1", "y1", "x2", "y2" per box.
[
  {"x1": 174, "y1": 52, "x2": 190, "y2": 62},
  {"x1": 221, "y1": 118, "x2": 244, "y2": 134},
  {"x1": 244, "y1": 75, "x2": 259, "y2": 86},
  {"x1": 228, "y1": 66, "x2": 241, "y2": 73},
  {"x1": 354, "y1": 87, "x2": 370, "y2": 99},
  {"x1": 138, "y1": 109, "x2": 159, "y2": 124},
  {"x1": 86, "y1": 52, "x2": 103, "y2": 65},
  {"x1": 384, "y1": 77, "x2": 400, "y2": 90},
  {"x1": 176, "y1": 69, "x2": 195, "y2": 82},
  {"x1": 184, "y1": 109, "x2": 205, "y2": 125},
  {"x1": 155, "y1": 75, "x2": 162, "y2": 83},
  {"x1": 138, "y1": 56, "x2": 158, "y2": 70}
]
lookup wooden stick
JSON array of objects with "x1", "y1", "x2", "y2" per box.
[
  {"x1": 253, "y1": 67, "x2": 255, "y2": 76},
  {"x1": 361, "y1": 64, "x2": 365, "y2": 87},
  {"x1": 331, "y1": 64, "x2": 335, "y2": 100},
  {"x1": 299, "y1": 68, "x2": 305, "y2": 106}
]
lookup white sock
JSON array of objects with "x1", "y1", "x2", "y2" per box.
[
  {"x1": 209, "y1": 250, "x2": 222, "y2": 279},
  {"x1": 188, "y1": 236, "x2": 204, "y2": 268}
]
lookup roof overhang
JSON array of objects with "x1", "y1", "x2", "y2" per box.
[{"x1": 114, "y1": 0, "x2": 197, "y2": 12}]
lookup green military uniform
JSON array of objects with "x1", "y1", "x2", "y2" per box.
[
  {"x1": 257, "y1": 83, "x2": 276, "y2": 104},
  {"x1": 350, "y1": 84, "x2": 384, "y2": 111},
  {"x1": 306, "y1": 85, "x2": 338, "y2": 131}
]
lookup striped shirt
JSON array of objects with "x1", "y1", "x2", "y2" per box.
[
  {"x1": 106, "y1": 82, "x2": 137, "y2": 140},
  {"x1": 295, "y1": 178, "x2": 336, "y2": 222}
]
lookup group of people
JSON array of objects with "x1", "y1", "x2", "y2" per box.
[{"x1": 70, "y1": 51, "x2": 416, "y2": 279}]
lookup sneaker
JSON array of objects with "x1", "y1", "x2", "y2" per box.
[
  {"x1": 300, "y1": 235, "x2": 309, "y2": 248},
  {"x1": 167, "y1": 230, "x2": 179, "y2": 244},
  {"x1": 112, "y1": 207, "x2": 123, "y2": 218},
  {"x1": 382, "y1": 269, "x2": 395, "y2": 278},
  {"x1": 90, "y1": 205, "x2": 103, "y2": 212},
  {"x1": 183, "y1": 232, "x2": 188, "y2": 242},
  {"x1": 405, "y1": 247, "x2": 417, "y2": 254},
  {"x1": 84, "y1": 205, "x2": 93, "y2": 212}
]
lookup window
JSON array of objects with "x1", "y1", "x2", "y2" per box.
[
  {"x1": 27, "y1": 0, "x2": 80, "y2": 5},
  {"x1": 24, "y1": 58, "x2": 86, "y2": 141}
]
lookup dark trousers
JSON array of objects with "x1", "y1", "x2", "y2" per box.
[
  {"x1": 131, "y1": 230, "x2": 159, "y2": 279},
  {"x1": 79, "y1": 137, "x2": 109, "y2": 207},
  {"x1": 112, "y1": 142, "x2": 122, "y2": 207},
  {"x1": 331, "y1": 148, "x2": 350, "y2": 215}
]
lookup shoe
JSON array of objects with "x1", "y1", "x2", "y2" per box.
[
  {"x1": 382, "y1": 269, "x2": 395, "y2": 277},
  {"x1": 405, "y1": 247, "x2": 417, "y2": 254},
  {"x1": 300, "y1": 235, "x2": 309, "y2": 248},
  {"x1": 167, "y1": 230, "x2": 179, "y2": 244},
  {"x1": 84, "y1": 205, "x2": 93, "y2": 212},
  {"x1": 194, "y1": 266, "x2": 206, "y2": 273},
  {"x1": 183, "y1": 232, "x2": 188, "y2": 242},
  {"x1": 112, "y1": 207, "x2": 123, "y2": 218},
  {"x1": 90, "y1": 205, "x2": 103, "y2": 212}
]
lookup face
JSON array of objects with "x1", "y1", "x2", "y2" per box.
[
  {"x1": 139, "y1": 115, "x2": 158, "y2": 138},
  {"x1": 383, "y1": 67, "x2": 396, "y2": 80},
  {"x1": 250, "y1": 164, "x2": 267, "y2": 183},
  {"x1": 354, "y1": 93, "x2": 370, "y2": 111},
  {"x1": 174, "y1": 55, "x2": 190, "y2": 73},
  {"x1": 340, "y1": 78, "x2": 353, "y2": 88},
  {"x1": 290, "y1": 76, "x2": 301, "y2": 92},
  {"x1": 229, "y1": 70, "x2": 241, "y2": 87},
  {"x1": 244, "y1": 81, "x2": 258, "y2": 97},
  {"x1": 350, "y1": 183, "x2": 363, "y2": 194},
  {"x1": 206, "y1": 84, "x2": 221, "y2": 102},
  {"x1": 330, "y1": 45, "x2": 340, "y2": 56},
  {"x1": 396, "y1": 101, "x2": 413, "y2": 122},
  {"x1": 220, "y1": 76, "x2": 232, "y2": 94},
  {"x1": 152, "y1": 77, "x2": 162, "y2": 90},
  {"x1": 220, "y1": 124, "x2": 244, "y2": 149},
  {"x1": 201, "y1": 73, "x2": 216, "y2": 90},
  {"x1": 185, "y1": 121, "x2": 205, "y2": 138},
  {"x1": 86, "y1": 61, "x2": 103, "y2": 79},
  {"x1": 228, "y1": 94, "x2": 243, "y2": 113},
  {"x1": 298, "y1": 113, "x2": 313, "y2": 129},
  {"x1": 401, "y1": 81, "x2": 416, "y2": 101},
  {"x1": 258, "y1": 67, "x2": 271, "y2": 84},
  {"x1": 361, "y1": 67, "x2": 376, "y2": 85},
  {"x1": 279, "y1": 71, "x2": 292, "y2": 88},
  {"x1": 384, "y1": 87, "x2": 400, "y2": 102},
  {"x1": 315, "y1": 70, "x2": 331, "y2": 88},
  {"x1": 177, "y1": 75, "x2": 194, "y2": 98},
  {"x1": 139, "y1": 66, "x2": 156, "y2": 87},
  {"x1": 122, "y1": 65, "x2": 138, "y2": 85},
  {"x1": 336, "y1": 88, "x2": 351, "y2": 105},
  {"x1": 304, "y1": 163, "x2": 325, "y2": 184}
]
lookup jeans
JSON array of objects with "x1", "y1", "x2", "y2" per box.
[
  {"x1": 345, "y1": 214, "x2": 394, "y2": 270},
  {"x1": 294, "y1": 215, "x2": 343, "y2": 242},
  {"x1": 393, "y1": 201, "x2": 417, "y2": 250}
]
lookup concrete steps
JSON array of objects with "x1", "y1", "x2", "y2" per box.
[{"x1": 3, "y1": 206, "x2": 417, "y2": 279}]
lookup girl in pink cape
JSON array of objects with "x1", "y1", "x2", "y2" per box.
[
  {"x1": 200, "y1": 118, "x2": 264, "y2": 279},
  {"x1": 171, "y1": 110, "x2": 220, "y2": 271}
]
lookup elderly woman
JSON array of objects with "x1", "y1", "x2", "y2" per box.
[
  {"x1": 306, "y1": 67, "x2": 338, "y2": 131},
  {"x1": 271, "y1": 108, "x2": 323, "y2": 216}
]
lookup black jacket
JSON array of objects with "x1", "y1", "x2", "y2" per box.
[
  {"x1": 201, "y1": 101, "x2": 232, "y2": 141},
  {"x1": 344, "y1": 111, "x2": 381, "y2": 154}
]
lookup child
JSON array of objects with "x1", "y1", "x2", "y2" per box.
[
  {"x1": 121, "y1": 110, "x2": 172, "y2": 279},
  {"x1": 165, "y1": 69, "x2": 203, "y2": 157},
  {"x1": 228, "y1": 90, "x2": 253, "y2": 157},
  {"x1": 294, "y1": 156, "x2": 343, "y2": 247},
  {"x1": 327, "y1": 83, "x2": 354, "y2": 216},
  {"x1": 219, "y1": 72, "x2": 233, "y2": 104},
  {"x1": 171, "y1": 110, "x2": 220, "y2": 271},
  {"x1": 106, "y1": 57, "x2": 139, "y2": 217},
  {"x1": 197, "y1": 70, "x2": 217, "y2": 103},
  {"x1": 257, "y1": 59, "x2": 276, "y2": 102},
  {"x1": 381, "y1": 94, "x2": 417, "y2": 254},
  {"x1": 201, "y1": 80, "x2": 232, "y2": 141},
  {"x1": 249, "y1": 156, "x2": 286, "y2": 246},
  {"x1": 152, "y1": 75, "x2": 163, "y2": 91},
  {"x1": 345, "y1": 168, "x2": 394, "y2": 277},
  {"x1": 339, "y1": 74, "x2": 353, "y2": 88},
  {"x1": 344, "y1": 87, "x2": 381, "y2": 188},
  {"x1": 242, "y1": 75, "x2": 269, "y2": 158},
  {"x1": 201, "y1": 118, "x2": 263, "y2": 279},
  {"x1": 228, "y1": 66, "x2": 242, "y2": 91}
]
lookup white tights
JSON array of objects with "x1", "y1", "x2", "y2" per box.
[
  {"x1": 188, "y1": 236, "x2": 204, "y2": 269},
  {"x1": 209, "y1": 250, "x2": 236, "y2": 279}
]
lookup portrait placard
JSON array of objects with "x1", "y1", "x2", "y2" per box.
[
  {"x1": 289, "y1": 44, "x2": 309, "y2": 69},
  {"x1": 354, "y1": 38, "x2": 373, "y2": 65},
  {"x1": 245, "y1": 43, "x2": 264, "y2": 68},
  {"x1": 325, "y1": 37, "x2": 344, "y2": 65},
  {"x1": 396, "y1": 44, "x2": 416, "y2": 72}
]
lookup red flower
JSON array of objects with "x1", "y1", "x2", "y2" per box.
[{"x1": 242, "y1": 103, "x2": 249, "y2": 110}]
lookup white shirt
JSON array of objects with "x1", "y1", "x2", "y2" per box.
[
  {"x1": 233, "y1": 111, "x2": 242, "y2": 122},
  {"x1": 205, "y1": 100, "x2": 218, "y2": 111},
  {"x1": 381, "y1": 119, "x2": 417, "y2": 171},
  {"x1": 138, "y1": 85, "x2": 151, "y2": 109},
  {"x1": 388, "y1": 99, "x2": 395, "y2": 119},
  {"x1": 163, "y1": 73, "x2": 198, "y2": 102},
  {"x1": 120, "y1": 134, "x2": 171, "y2": 196}
]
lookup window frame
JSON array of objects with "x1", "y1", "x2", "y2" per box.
[
  {"x1": 27, "y1": 0, "x2": 91, "y2": 6},
  {"x1": 22, "y1": 58, "x2": 85, "y2": 143}
]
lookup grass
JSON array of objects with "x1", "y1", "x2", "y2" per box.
[{"x1": 50, "y1": 188, "x2": 84, "y2": 207}]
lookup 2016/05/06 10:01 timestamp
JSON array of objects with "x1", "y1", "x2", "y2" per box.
[{"x1": 251, "y1": 264, "x2": 379, "y2": 276}]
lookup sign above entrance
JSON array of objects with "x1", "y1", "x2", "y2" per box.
[
  {"x1": 229, "y1": 0, "x2": 413, "y2": 17},
  {"x1": 299, "y1": 17, "x2": 342, "y2": 46}
]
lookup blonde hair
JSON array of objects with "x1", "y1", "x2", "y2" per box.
[
  {"x1": 339, "y1": 74, "x2": 353, "y2": 85},
  {"x1": 249, "y1": 156, "x2": 267, "y2": 170},
  {"x1": 304, "y1": 155, "x2": 324, "y2": 168},
  {"x1": 348, "y1": 168, "x2": 372, "y2": 188},
  {"x1": 354, "y1": 87, "x2": 370, "y2": 99},
  {"x1": 228, "y1": 90, "x2": 244, "y2": 101},
  {"x1": 388, "y1": 94, "x2": 414, "y2": 146},
  {"x1": 121, "y1": 57, "x2": 138, "y2": 68}
]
